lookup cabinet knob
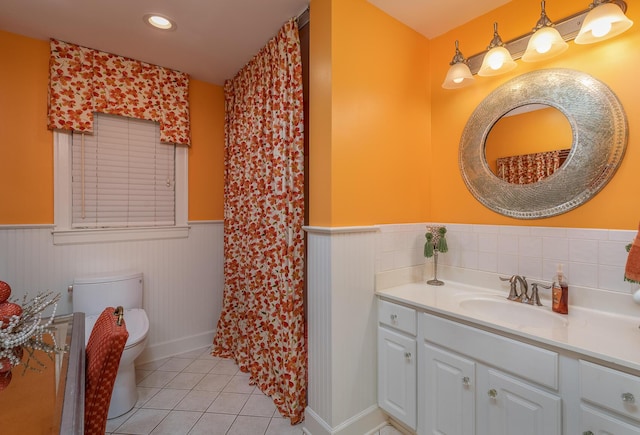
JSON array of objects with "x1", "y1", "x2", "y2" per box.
[
  {"x1": 390, "y1": 313, "x2": 398, "y2": 323},
  {"x1": 488, "y1": 388, "x2": 498, "y2": 399},
  {"x1": 622, "y1": 392, "x2": 635, "y2": 403},
  {"x1": 404, "y1": 352, "x2": 412, "y2": 362},
  {"x1": 462, "y1": 376, "x2": 471, "y2": 387}
]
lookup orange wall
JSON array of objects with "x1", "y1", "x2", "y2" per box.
[
  {"x1": 309, "y1": 0, "x2": 431, "y2": 226},
  {"x1": 188, "y1": 80, "x2": 225, "y2": 220},
  {"x1": 429, "y1": 0, "x2": 640, "y2": 229},
  {"x1": 308, "y1": 0, "x2": 333, "y2": 226},
  {"x1": 0, "y1": 31, "x2": 53, "y2": 223},
  {"x1": 0, "y1": 30, "x2": 225, "y2": 224}
]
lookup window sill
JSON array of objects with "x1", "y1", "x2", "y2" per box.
[{"x1": 52, "y1": 226, "x2": 190, "y2": 245}]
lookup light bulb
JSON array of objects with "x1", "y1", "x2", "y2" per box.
[
  {"x1": 591, "y1": 20, "x2": 612, "y2": 38},
  {"x1": 488, "y1": 51, "x2": 504, "y2": 70},
  {"x1": 535, "y1": 33, "x2": 553, "y2": 53},
  {"x1": 453, "y1": 77, "x2": 464, "y2": 84}
]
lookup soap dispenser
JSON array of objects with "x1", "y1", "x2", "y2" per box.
[{"x1": 552, "y1": 264, "x2": 568, "y2": 314}]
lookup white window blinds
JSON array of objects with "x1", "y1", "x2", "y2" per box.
[{"x1": 71, "y1": 113, "x2": 175, "y2": 228}]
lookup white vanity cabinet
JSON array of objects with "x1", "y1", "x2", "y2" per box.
[
  {"x1": 377, "y1": 299, "x2": 417, "y2": 430},
  {"x1": 420, "y1": 342, "x2": 476, "y2": 434},
  {"x1": 579, "y1": 360, "x2": 640, "y2": 434},
  {"x1": 418, "y1": 312, "x2": 561, "y2": 435}
]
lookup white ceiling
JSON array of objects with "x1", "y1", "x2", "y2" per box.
[
  {"x1": 0, "y1": 0, "x2": 511, "y2": 86},
  {"x1": 367, "y1": 0, "x2": 513, "y2": 39}
]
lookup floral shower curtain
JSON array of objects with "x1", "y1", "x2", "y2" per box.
[
  {"x1": 496, "y1": 149, "x2": 565, "y2": 184},
  {"x1": 211, "y1": 19, "x2": 306, "y2": 424}
]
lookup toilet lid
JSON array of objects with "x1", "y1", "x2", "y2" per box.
[{"x1": 84, "y1": 308, "x2": 149, "y2": 348}]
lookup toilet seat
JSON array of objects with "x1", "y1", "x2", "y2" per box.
[{"x1": 85, "y1": 308, "x2": 149, "y2": 349}]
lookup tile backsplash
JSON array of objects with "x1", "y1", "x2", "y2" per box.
[{"x1": 376, "y1": 223, "x2": 638, "y2": 294}]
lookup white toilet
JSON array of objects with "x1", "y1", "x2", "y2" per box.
[{"x1": 72, "y1": 271, "x2": 149, "y2": 419}]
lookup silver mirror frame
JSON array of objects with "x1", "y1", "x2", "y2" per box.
[{"x1": 459, "y1": 68, "x2": 628, "y2": 219}]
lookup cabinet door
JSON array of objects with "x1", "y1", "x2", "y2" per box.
[
  {"x1": 378, "y1": 326, "x2": 417, "y2": 430},
  {"x1": 581, "y1": 404, "x2": 640, "y2": 435},
  {"x1": 420, "y1": 343, "x2": 475, "y2": 435},
  {"x1": 483, "y1": 369, "x2": 561, "y2": 435}
]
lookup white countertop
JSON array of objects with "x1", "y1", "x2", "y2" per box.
[{"x1": 376, "y1": 280, "x2": 640, "y2": 374}]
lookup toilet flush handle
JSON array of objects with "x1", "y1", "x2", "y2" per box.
[{"x1": 114, "y1": 306, "x2": 124, "y2": 326}]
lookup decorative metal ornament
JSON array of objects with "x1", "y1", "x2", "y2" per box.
[{"x1": 459, "y1": 68, "x2": 628, "y2": 219}]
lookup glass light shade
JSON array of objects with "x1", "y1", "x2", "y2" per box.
[
  {"x1": 575, "y1": 3, "x2": 633, "y2": 44},
  {"x1": 522, "y1": 27, "x2": 568, "y2": 62},
  {"x1": 478, "y1": 46, "x2": 517, "y2": 77},
  {"x1": 442, "y1": 62, "x2": 475, "y2": 89}
]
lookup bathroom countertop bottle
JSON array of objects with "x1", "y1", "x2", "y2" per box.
[{"x1": 552, "y1": 264, "x2": 569, "y2": 314}]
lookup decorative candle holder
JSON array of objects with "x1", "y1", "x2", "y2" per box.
[{"x1": 424, "y1": 226, "x2": 448, "y2": 286}]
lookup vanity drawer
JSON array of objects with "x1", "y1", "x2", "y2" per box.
[
  {"x1": 421, "y1": 312, "x2": 558, "y2": 389},
  {"x1": 580, "y1": 360, "x2": 640, "y2": 423},
  {"x1": 378, "y1": 299, "x2": 416, "y2": 336}
]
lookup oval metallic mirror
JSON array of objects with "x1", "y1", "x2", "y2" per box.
[{"x1": 460, "y1": 69, "x2": 627, "y2": 219}]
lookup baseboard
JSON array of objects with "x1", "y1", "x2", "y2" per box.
[
  {"x1": 135, "y1": 329, "x2": 215, "y2": 364},
  {"x1": 303, "y1": 405, "x2": 388, "y2": 435}
]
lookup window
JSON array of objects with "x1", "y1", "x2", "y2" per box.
[{"x1": 54, "y1": 114, "x2": 189, "y2": 245}]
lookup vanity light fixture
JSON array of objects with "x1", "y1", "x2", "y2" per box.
[
  {"x1": 442, "y1": 0, "x2": 632, "y2": 89},
  {"x1": 478, "y1": 23, "x2": 517, "y2": 77},
  {"x1": 522, "y1": 1, "x2": 568, "y2": 62},
  {"x1": 144, "y1": 14, "x2": 177, "y2": 31},
  {"x1": 442, "y1": 40, "x2": 475, "y2": 89},
  {"x1": 575, "y1": 0, "x2": 633, "y2": 44}
]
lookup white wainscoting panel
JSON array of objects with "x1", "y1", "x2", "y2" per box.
[
  {"x1": 305, "y1": 226, "x2": 386, "y2": 434},
  {"x1": 0, "y1": 221, "x2": 224, "y2": 363}
]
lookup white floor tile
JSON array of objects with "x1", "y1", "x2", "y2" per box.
[
  {"x1": 143, "y1": 388, "x2": 190, "y2": 410},
  {"x1": 174, "y1": 390, "x2": 220, "y2": 412},
  {"x1": 114, "y1": 408, "x2": 169, "y2": 435},
  {"x1": 226, "y1": 415, "x2": 270, "y2": 435},
  {"x1": 210, "y1": 359, "x2": 240, "y2": 375},
  {"x1": 137, "y1": 370, "x2": 180, "y2": 388},
  {"x1": 265, "y1": 416, "x2": 305, "y2": 435},
  {"x1": 193, "y1": 373, "x2": 233, "y2": 392},
  {"x1": 187, "y1": 413, "x2": 235, "y2": 435},
  {"x1": 207, "y1": 392, "x2": 250, "y2": 415},
  {"x1": 164, "y1": 372, "x2": 206, "y2": 389},
  {"x1": 240, "y1": 394, "x2": 277, "y2": 417},
  {"x1": 223, "y1": 375, "x2": 256, "y2": 394},
  {"x1": 149, "y1": 410, "x2": 201, "y2": 435},
  {"x1": 136, "y1": 387, "x2": 161, "y2": 407},
  {"x1": 137, "y1": 358, "x2": 170, "y2": 371},
  {"x1": 183, "y1": 359, "x2": 217, "y2": 374}
]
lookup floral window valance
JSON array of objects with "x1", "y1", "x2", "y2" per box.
[{"x1": 48, "y1": 39, "x2": 190, "y2": 146}]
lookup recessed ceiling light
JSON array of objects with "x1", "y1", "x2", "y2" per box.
[{"x1": 144, "y1": 14, "x2": 176, "y2": 31}]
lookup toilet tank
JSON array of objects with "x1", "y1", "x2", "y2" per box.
[{"x1": 72, "y1": 271, "x2": 143, "y2": 315}]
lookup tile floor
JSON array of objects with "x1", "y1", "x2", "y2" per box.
[{"x1": 105, "y1": 346, "x2": 403, "y2": 435}]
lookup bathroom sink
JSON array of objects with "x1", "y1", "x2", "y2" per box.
[{"x1": 458, "y1": 296, "x2": 568, "y2": 329}]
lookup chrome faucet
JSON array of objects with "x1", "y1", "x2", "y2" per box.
[
  {"x1": 499, "y1": 275, "x2": 528, "y2": 302},
  {"x1": 499, "y1": 275, "x2": 551, "y2": 306}
]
